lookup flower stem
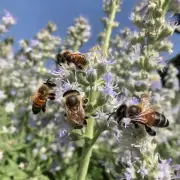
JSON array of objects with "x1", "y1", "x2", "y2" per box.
[
  {"x1": 77, "y1": 118, "x2": 94, "y2": 180},
  {"x1": 103, "y1": 1, "x2": 119, "y2": 54},
  {"x1": 73, "y1": 41, "x2": 79, "y2": 52},
  {"x1": 77, "y1": 118, "x2": 105, "y2": 180}
]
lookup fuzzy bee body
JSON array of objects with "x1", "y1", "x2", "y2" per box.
[
  {"x1": 131, "y1": 110, "x2": 169, "y2": 127},
  {"x1": 63, "y1": 90, "x2": 87, "y2": 129},
  {"x1": 30, "y1": 79, "x2": 56, "y2": 114},
  {"x1": 56, "y1": 50, "x2": 87, "y2": 69},
  {"x1": 32, "y1": 91, "x2": 47, "y2": 114},
  {"x1": 108, "y1": 95, "x2": 169, "y2": 136}
]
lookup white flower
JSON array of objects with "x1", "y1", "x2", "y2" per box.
[
  {"x1": 32, "y1": 148, "x2": 38, "y2": 156},
  {"x1": 40, "y1": 154, "x2": 47, "y2": 161},
  {"x1": 0, "y1": 24, "x2": 7, "y2": 33},
  {"x1": 5, "y1": 102, "x2": 15, "y2": 113},
  {"x1": 18, "y1": 162, "x2": 25, "y2": 169},
  {"x1": 19, "y1": 39, "x2": 28, "y2": 49},
  {"x1": 40, "y1": 147, "x2": 47, "y2": 153},
  {"x1": 2, "y1": 126, "x2": 8, "y2": 133},
  {"x1": 2, "y1": 10, "x2": 16, "y2": 26},
  {"x1": 0, "y1": 151, "x2": 3, "y2": 160},
  {"x1": 10, "y1": 126, "x2": 16, "y2": 133},
  {"x1": 0, "y1": 58, "x2": 9, "y2": 69},
  {"x1": 0, "y1": 90, "x2": 7, "y2": 100}
]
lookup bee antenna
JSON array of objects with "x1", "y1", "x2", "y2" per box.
[{"x1": 107, "y1": 112, "x2": 115, "y2": 121}]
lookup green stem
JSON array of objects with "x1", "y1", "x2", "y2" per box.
[
  {"x1": 85, "y1": 118, "x2": 95, "y2": 139},
  {"x1": 73, "y1": 41, "x2": 79, "y2": 52},
  {"x1": 77, "y1": 119, "x2": 105, "y2": 180},
  {"x1": 77, "y1": 118, "x2": 94, "y2": 180},
  {"x1": 103, "y1": 1, "x2": 119, "y2": 54}
]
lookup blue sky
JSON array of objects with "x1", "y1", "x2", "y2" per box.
[{"x1": 0, "y1": 0, "x2": 179, "y2": 60}]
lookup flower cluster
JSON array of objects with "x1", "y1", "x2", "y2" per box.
[
  {"x1": 0, "y1": 10, "x2": 16, "y2": 33},
  {"x1": 0, "y1": 0, "x2": 180, "y2": 179},
  {"x1": 61, "y1": 16, "x2": 91, "y2": 51}
]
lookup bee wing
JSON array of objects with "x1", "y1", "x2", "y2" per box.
[
  {"x1": 25, "y1": 96, "x2": 32, "y2": 105},
  {"x1": 139, "y1": 93, "x2": 152, "y2": 111},
  {"x1": 66, "y1": 105, "x2": 85, "y2": 125},
  {"x1": 72, "y1": 52, "x2": 84, "y2": 56},
  {"x1": 130, "y1": 108, "x2": 153, "y2": 125}
]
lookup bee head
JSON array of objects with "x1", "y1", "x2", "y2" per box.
[
  {"x1": 56, "y1": 53, "x2": 64, "y2": 63},
  {"x1": 38, "y1": 84, "x2": 49, "y2": 95},
  {"x1": 63, "y1": 90, "x2": 80, "y2": 97},
  {"x1": 66, "y1": 95, "x2": 79, "y2": 106},
  {"x1": 56, "y1": 50, "x2": 71, "y2": 63},
  {"x1": 63, "y1": 90, "x2": 81, "y2": 107}
]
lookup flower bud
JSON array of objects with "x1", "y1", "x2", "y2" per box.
[
  {"x1": 155, "y1": 9, "x2": 164, "y2": 17},
  {"x1": 77, "y1": 72, "x2": 90, "y2": 86},
  {"x1": 95, "y1": 63, "x2": 107, "y2": 79},
  {"x1": 94, "y1": 91, "x2": 108, "y2": 107},
  {"x1": 134, "y1": 80, "x2": 148, "y2": 91},
  {"x1": 148, "y1": 2, "x2": 156, "y2": 10},
  {"x1": 87, "y1": 71, "x2": 97, "y2": 84},
  {"x1": 19, "y1": 40, "x2": 28, "y2": 49},
  {"x1": 46, "y1": 21, "x2": 57, "y2": 32},
  {"x1": 158, "y1": 25, "x2": 174, "y2": 40}
]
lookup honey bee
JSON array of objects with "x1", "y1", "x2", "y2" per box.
[
  {"x1": 30, "y1": 79, "x2": 56, "y2": 114},
  {"x1": 56, "y1": 50, "x2": 87, "y2": 69},
  {"x1": 63, "y1": 90, "x2": 87, "y2": 129},
  {"x1": 108, "y1": 94, "x2": 169, "y2": 136}
]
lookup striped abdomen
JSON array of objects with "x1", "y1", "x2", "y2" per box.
[
  {"x1": 32, "y1": 95, "x2": 46, "y2": 114},
  {"x1": 66, "y1": 54, "x2": 86, "y2": 69},
  {"x1": 145, "y1": 112, "x2": 169, "y2": 127},
  {"x1": 56, "y1": 50, "x2": 87, "y2": 69}
]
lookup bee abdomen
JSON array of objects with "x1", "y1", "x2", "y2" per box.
[
  {"x1": 32, "y1": 98, "x2": 45, "y2": 114},
  {"x1": 32, "y1": 106, "x2": 41, "y2": 114},
  {"x1": 152, "y1": 112, "x2": 169, "y2": 127}
]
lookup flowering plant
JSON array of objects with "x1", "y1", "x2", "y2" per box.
[{"x1": 0, "y1": 0, "x2": 180, "y2": 179}]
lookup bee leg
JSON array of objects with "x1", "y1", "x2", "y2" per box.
[
  {"x1": 77, "y1": 65, "x2": 83, "y2": 69},
  {"x1": 84, "y1": 98, "x2": 89, "y2": 104},
  {"x1": 107, "y1": 112, "x2": 115, "y2": 121},
  {"x1": 64, "y1": 113, "x2": 66, "y2": 117},
  {"x1": 145, "y1": 125, "x2": 156, "y2": 136},
  {"x1": 42, "y1": 101, "x2": 47, "y2": 113},
  {"x1": 133, "y1": 122, "x2": 139, "y2": 129},
  {"x1": 84, "y1": 119, "x2": 87, "y2": 125},
  {"x1": 75, "y1": 124, "x2": 83, "y2": 129}
]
